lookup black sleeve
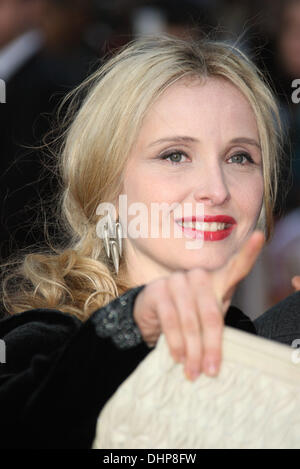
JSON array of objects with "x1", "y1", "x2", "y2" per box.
[
  {"x1": 0, "y1": 285, "x2": 151, "y2": 449},
  {"x1": 254, "y1": 291, "x2": 300, "y2": 346},
  {"x1": 225, "y1": 305, "x2": 257, "y2": 335}
]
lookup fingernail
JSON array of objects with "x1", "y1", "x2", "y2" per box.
[
  {"x1": 184, "y1": 368, "x2": 200, "y2": 381},
  {"x1": 205, "y1": 361, "x2": 218, "y2": 377}
]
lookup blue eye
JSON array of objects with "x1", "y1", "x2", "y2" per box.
[
  {"x1": 160, "y1": 152, "x2": 188, "y2": 164},
  {"x1": 228, "y1": 152, "x2": 254, "y2": 165}
]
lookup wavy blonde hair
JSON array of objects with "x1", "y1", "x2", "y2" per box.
[{"x1": 1, "y1": 34, "x2": 284, "y2": 320}]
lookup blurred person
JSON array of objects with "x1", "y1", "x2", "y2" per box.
[
  {"x1": 271, "y1": 0, "x2": 300, "y2": 209},
  {"x1": 0, "y1": 0, "x2": 98, "y2": 267},
  {"x1": 244, "y1": 0, "x2": 300, "y2": 310},
  {"x1": 228, "y1": 0, "x2": 300, "y2": 315},
  {"x1": 0, "y1": 0, "x2": 48, "y2": 264}
]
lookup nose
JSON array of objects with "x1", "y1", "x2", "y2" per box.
[{"x1": 192, "y1": 162, "x2": 230, "y2": 206}]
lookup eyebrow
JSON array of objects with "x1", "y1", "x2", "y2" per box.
[{"x1": 148, "y1": 136, "x2": 261, "y2": 150}]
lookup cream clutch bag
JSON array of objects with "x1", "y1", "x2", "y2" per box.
[{"x1": 92, "y1": 327, "x2": 300, "y2": 449}]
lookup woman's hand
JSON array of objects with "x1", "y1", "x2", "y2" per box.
[
  {"x1": 133, "y1": 231, "x2": 265, "y2": 381},
  {"x1": 292, "y1": 276, "x2": 300, "y2": 292}
]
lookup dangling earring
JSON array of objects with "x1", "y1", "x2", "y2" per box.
[{"x1": 103, "y1": 217, "x2": 123, "y2": 275}]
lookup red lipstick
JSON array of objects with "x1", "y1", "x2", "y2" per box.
[{"x1": 175, "y1": 215, "x2": 236, "y2": 241}]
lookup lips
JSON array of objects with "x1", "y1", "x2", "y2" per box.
[
  {"x1": 175, "y1": 215, "x2": 237, "y2": 241},
  {"x1": 176, "y1": 215, "x2": 236, "y2": 223}
]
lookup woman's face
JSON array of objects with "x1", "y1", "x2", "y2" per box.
[{"x1": 120, "y1": 77, "x2": 264, "y2": 285}]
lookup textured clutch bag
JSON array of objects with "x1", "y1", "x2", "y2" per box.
[{"x1": 92, "y1": 327, "x2": 300, "y2": 449}]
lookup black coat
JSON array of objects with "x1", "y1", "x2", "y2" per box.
[
  {"x1": 254, "y1": 291, "x2": 300, "y2": 346},
  {"x1": 0, "y1": 285, "x2": 256, "y2": 449}
]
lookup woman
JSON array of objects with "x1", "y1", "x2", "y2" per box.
[{"x1": 0, "y1": 35, "x2": 282, "y2": 448}]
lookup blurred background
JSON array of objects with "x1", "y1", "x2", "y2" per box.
[{"x1": 0, "y1": 0, "x2": 299, "y2": 319}]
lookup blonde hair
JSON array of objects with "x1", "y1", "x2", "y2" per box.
[{"x1": 1, "y1": 34, "x2": 284, "y2": 320}]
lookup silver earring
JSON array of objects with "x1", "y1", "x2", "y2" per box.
[{"x1": 103, "y1": 219, "x2": 123, "y2": 274}]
